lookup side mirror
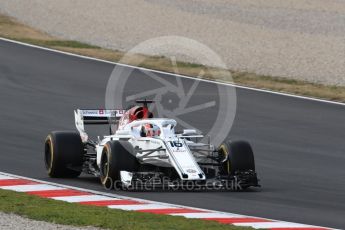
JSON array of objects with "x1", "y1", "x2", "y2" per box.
[
  {"x1": 183, "y1": 129, "x2": 197, "y2": 135},
  {"x1": 115, "y1": 130, "x2": 131, "y2": 136}
]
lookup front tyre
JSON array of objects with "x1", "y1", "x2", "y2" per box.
[
  {"x1": 44, "y1": 131, "x2": 84, "y2": 178},
  {"x1": 100, "y1": 141, "x2": 139, "y2": 188},
  {"x1": 218, "y1": 140, "x2": 258, "y2": 189},
  {"x1": 218, "y1": 140, "x2": 255, "y2": 175}
]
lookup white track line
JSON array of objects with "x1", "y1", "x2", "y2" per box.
[
  {"x1": 171, "y1": 212, "x2": 245, "y2": 218},
  {"x1": 0, "y1": 184, "x2": 66, "y2": 192},
  {"x1": 234, "y1": 221, "x2": 312, "y2": 229},
  {"x1": 1, "y1": 37, "x2": 344, "y2": 107},
  {"x1": 0, "y1": 172, "x2": 335, "y2": 229},
  {"x1": 52, "y1": 195, "x2": 120, "y2": 203},
  {"x1": 107, "y1": 204, "x2": 177, "y2": 211},
  {"x1": 0, "y1": 174, "x2": 15, "y2": 180}
]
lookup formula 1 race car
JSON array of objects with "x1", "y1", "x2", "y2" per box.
[{"x1": 44, "y1": 100, "x2": 259, "y2": 190}]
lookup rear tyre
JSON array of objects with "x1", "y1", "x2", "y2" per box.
[
  {"x1": 100, "y1": 141, "x2": 139, "y2": 187},
  {"x1": 218, "y1": 140, "x2": 255, "y2": 175},
  {"x1": 44, "y1": 131, "x2": 84, "y2": 178}
]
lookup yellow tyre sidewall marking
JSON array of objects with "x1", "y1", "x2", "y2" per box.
[
  {"x1": 219, "y1": 144, "x2": 230, "y2": 174},
  {"x1": 45, "y1": 135, "x2": 54, "y2": 174},
  {"x1": 101, "y1": 144, "x2": 111, "y2": 185}
]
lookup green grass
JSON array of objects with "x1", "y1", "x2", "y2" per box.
[{"x1": 0, "y1": 189, "x2": 252, "y2": 230}]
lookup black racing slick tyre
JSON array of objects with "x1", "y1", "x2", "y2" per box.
[
  {"x1": 44, "y1": 131, "x2": 84, "y2": 178},
  {"x1": 100, "y1": 141, "x2": 139, "y2": 187},
  {"x1": 218, "y1": 140, "x2": 255, "y2": 175}
]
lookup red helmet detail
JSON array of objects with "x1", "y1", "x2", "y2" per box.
[
  {"x1": 128, "y1": 106, "x2": 151, "y2": 121},
  {"x1": 118, "y1": 106, "x2": 154, "y2": 129}
]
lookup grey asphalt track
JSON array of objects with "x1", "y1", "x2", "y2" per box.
[{"x1": 0, "y1": 39, "x2": 345, "y2": 228}]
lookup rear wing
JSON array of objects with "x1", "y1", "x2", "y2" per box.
[{"x1": 74, "y1": 109, "x2": 125, "y2": 142}]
